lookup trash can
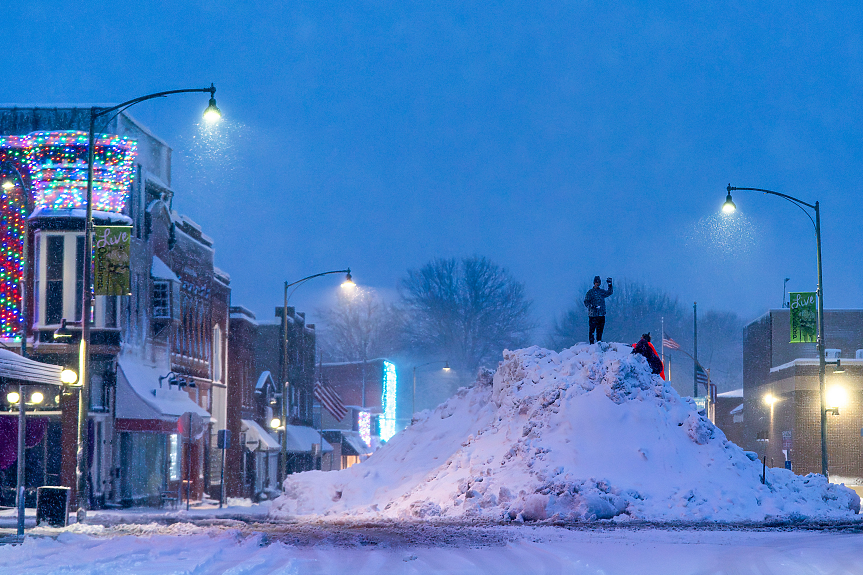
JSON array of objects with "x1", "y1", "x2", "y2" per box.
[{"x1": 36, "y1": 486, "x2": 70, "y2": 527}]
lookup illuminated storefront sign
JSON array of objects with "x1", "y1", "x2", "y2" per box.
[{"x1": 380, "y1": 361, "x2": 397, "y2": 441}]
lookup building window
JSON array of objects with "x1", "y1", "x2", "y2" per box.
[
  {"x1": 75, "y1": 236, "x2": 84, "y2": 321},
  {"x1": 105, "y1": 296, "x2": 117, "y2": 328},
  {"x1": 45, "y1": 236, "x2": 64, "y2": 325},
  {"x1": 168, "y1": 434, "x2": 180, "y2": 481},
  {"x1": 212, "y1": 324, "x2": 222, "y2": 381},
  {"x1": 153, "y1": 281, "x2": 170, "y2": 318}
]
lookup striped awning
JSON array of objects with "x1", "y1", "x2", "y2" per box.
[{"x1": 0, "y1": 349, "x2": 63, "y2": 385}]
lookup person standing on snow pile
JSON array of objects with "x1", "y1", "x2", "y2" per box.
[
  {"x1": 583, "y1": 275, "x2": 613, "y2": 344},
  {"x1": 632, "y1": 332, "x2": 665, "y2": 379}
]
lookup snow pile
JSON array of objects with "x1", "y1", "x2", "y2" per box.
[{"x1": 270, "y1": 343, "x2": 860, "y2": 522}]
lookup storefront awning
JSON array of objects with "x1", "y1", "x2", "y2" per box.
[
  {"x1": 115, "y1": 356, "x2": 210, "y2": 422},
  {"x1": 284, "y1": 424, "x2": 333, "y2": 453},
  {"x1": 340, "y1": 430, "x2": 371, "y2": 457},
  {"x1": 0, "y1": 349, "x2": 63, "y2": 385},
  {"x1": 241, "y1": 419, "x2": 281, "y2": 452}
]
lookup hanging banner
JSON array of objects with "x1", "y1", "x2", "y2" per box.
[
  {"x1": 93, "y1": 226, "x2": 132, "y2": 296},
  {"x1": 789, "y1": 291, "x2": 817, "y2": 343}
]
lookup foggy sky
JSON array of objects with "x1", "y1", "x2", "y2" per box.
[{"x1": 5, "y1": 1, "x2": 863, "y2": 338}]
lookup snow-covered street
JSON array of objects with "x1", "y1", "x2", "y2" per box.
[{"x1": 2, "y1": 520, "x2": 863, "y2": 574}]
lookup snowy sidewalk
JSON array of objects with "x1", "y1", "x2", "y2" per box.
[{"x1": 0, "y1": 498, "x2": 271, "y2": 535}]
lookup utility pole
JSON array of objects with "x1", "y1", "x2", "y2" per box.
[{"x1": 693, "y1": 302, "x2": 698, "y2": 398}]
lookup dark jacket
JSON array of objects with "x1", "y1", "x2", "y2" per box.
[
  {"x1": 632, "y1": 338, "x2": 665, "y2": 379},
  {"x1": 583, "y1": 284, "x2": 613, "y2": 317}
]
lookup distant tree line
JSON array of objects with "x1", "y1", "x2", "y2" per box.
[{"x1": 317, "y1": 258, "x2": 743, "y2": 411}]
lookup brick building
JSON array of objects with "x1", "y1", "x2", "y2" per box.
[
  {"x1": 0, "y1": 107, "x2": 229, "y2": 508},
  {"x1": 318, "y1": 358, "x2": 399, "y2": 470},
  {"x1": 225, "y1": 304, "x2": 324, "y2": 496},
  {"x1": 743, "y1": 309, "x2": 863, "y2": 480}
]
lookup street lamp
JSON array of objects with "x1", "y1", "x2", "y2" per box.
[
  {"x1": 75, "y1": 85, "x2": 221, "y2": 520},
  {"x1": 279, "y1": 268, "x2": 353, "y2": 484},
  {"x1": 412, "y1": 361, "x2": 450, "y2": 418},
  {"x1": 722, "y1": 184, "x2": 830, "y2": 478}
]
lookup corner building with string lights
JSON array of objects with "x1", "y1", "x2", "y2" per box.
[{"x1": 0, "y1": 107, "x2": 230, "y2": 508}]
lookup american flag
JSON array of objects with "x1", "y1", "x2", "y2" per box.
[
  {"x1": 314, "y1": 380, "x2": 348, "y2": 422},
  {"x1": 695, "y1": 364, "x2": 709, "y2": 390},
  {"x1": 662, "y1": 332, "x2": 681, "y2": 350}
]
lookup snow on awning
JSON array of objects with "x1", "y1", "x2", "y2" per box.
[
  {"x1": 241, "y1": 419, "x2": 281, "y2": 452},
  {"x1": 116, "y1": 356, "x2": 210, "y2": 421},
  {"x1": 284, "y1": 424, "x2": 333, "y2": 453},
  {"x1": 0, "y1": 349, "x2": 63, "y2": 386},
  {"x1": 339, "y1": 430, "x2": 371, "y2": 457},
  {"x1": 151, "y1": 256, "x2": 179, "y2": 282}
]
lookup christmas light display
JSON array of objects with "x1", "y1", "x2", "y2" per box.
[
  {"x1": 380, "y1": 361, "x2": 397, "y2": 441},
  {"x1": 23, "y1": 131, "x2": 136, "y2": 212},
  {"x1": 0, "y1": 130, "x2": 137, "y2": 339},
  {"x1": 0, "y1": 177, "x2": 26, "y2": 339},
  {"x1": 358, "y1": 410, "x2": 372, "y2": 448}
]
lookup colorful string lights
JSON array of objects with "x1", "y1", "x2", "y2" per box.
[
  {"x1": 0, "y1": 178, "x2": 25, "y2": 338},
  {"x1": 24, "y1": 131, "x2": 136, "y2": 212},
  {"x1": 0, "y1": 130, "x2": 137, "y2": 338}
]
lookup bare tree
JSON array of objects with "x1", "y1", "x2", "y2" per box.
[
  {"x1": 318, "y1": 287, "x2": 404, "y2": 362},
  {"x1": 401, "y1": 256, "x2": 533, "y2": 382}
]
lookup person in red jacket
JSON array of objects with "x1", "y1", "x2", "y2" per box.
[{"x1": 632, "y1": 332, "x2": 665, "y2": 379}]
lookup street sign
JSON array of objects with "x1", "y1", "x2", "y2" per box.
[{"x1": 217, "y1": 429, "x2": 231, "y2": 449}]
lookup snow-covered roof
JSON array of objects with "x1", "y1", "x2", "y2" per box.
[
  {"x1": 255, "y1": 371, "x2": 275, "y2": 392},
  {"x1": 770, "y1": 358, "x2": 863, "y2": 373},
  {"x1": 717, "y1": 388, "x2": 743, "y2": 398},
  {"x1": 284, "y1": 424, "x2": 332, "y2": 453},
  {"x1": 28, "y1": 207, "x2": 133, "y2": 225},
  {"x1": 321, "y1": 358, "x2": 390, "y2": 367},
  {"x1": 213, "y1": 267, "x2": 231, "y2": 283},
  {"x1": 241, "y1": 419, "x2": 281, "y2": 452},
  {"x1": 151, "y1": 256, "x2": 179, "y2": 282},
  {"x1": 115, "y1": 355, "x2": 210, "y2": 421},
  {"x1": 730, "y1": 403, "x2": 744, "y2": 415},
  {"x1": 0, "y1": 349, "x2": 63, "y2": 385}
]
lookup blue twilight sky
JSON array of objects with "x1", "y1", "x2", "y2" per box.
[{"x1": 5, "y1": 1, "x2": 863, "y2": 337}]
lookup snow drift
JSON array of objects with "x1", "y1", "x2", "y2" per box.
[{"x1": 270, "y1": 343, "x2": 860, "y2": 522}]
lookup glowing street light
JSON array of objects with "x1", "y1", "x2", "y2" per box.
[
  {"x1": 722, "y1": 192, "x2": 736, "y2": 213},
  {"x1": 763, "y1": 393, "x2": 777, "y2": 406},
  {"x1": 203, "y1": 86, "x2": 222, "y2": 123},
  {"x1": 61, "y1": 369, "x2": 79, "y2": 386},
  {"x1": 341, "y1": 271, "x2": 356, "y2": 289},
  {"x1": 72, "y1": 84, "x2": 223, "y2": 520},
  {"x1": 278, "y1": 268, "x2": 353, "y2": 484},
  {"x1": 722, "y1": 183, "x2": 830, "y2": 478}
]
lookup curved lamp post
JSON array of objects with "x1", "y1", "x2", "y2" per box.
[
  {"x1": 279, "y1": 269, "x2": 353, "y2": 483},
  {"x1": 723, "y1": 184, "x2": 831, "y2": 478},
  {"x1": 75, "y1": 86, "x2": 221, "y2": 519},
  {"x1": 412, "y1": 360, "x2": 450, "y2": 418}
]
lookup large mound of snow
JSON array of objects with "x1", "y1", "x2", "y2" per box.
[{"x1": 271, "y1": 343, "x2": 860, "y2": 522}]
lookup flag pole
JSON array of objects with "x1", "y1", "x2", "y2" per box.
[{"x1": 661, "y1": 317, "x2": 665, "y2": 366}]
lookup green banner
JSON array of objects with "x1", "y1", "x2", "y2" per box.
[
  {"x1": 93, "y1": 226, "x2": 132, "y2": 296},
  {"x1": 789, "y1": 291, "x2": 817, "y2": 343}
]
